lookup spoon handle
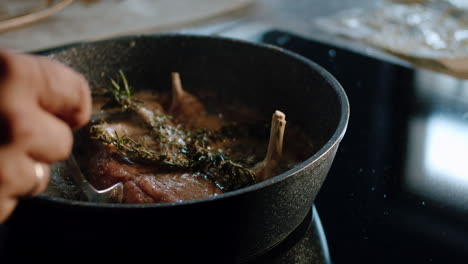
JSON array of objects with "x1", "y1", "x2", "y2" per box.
[
  {"x1": 64, "y1": 154, "x2": 124, "y2": 203},
  {"x1": 64, "y1": 154, "x2": 99, "y2": 198}
]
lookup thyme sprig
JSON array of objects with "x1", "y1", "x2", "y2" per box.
[
  {"x1": 100, "y1": 70, "x2": 142, "y2": 111},
  {"x1": 91, "y1": 71, "x2": 257, "y2": 191},
  {"x1": 90, "y1": 125, "x2": 189, "y2": 169},
  {"x1": 180, "y1": 145, "x2": 256, "y2": 191}
]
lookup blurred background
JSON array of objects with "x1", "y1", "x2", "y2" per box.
[{"x1": 3, "y1": 0, "x2": 468, "y2": 77}]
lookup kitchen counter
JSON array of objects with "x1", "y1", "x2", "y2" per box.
[{"x1": 178, "y1": 0, "x2": 410, "y2": 66}]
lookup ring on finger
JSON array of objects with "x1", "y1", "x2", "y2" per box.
[
  {"x1": 27, "y1": 162, "x2": 46, "y2": 197},
  {"x1": 34, "y1": 162, "x2": 45, "y2": 181}
]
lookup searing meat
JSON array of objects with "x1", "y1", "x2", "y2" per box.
[
  {"x1": 124, "y1": 173, "x2": 222, "y2": 203},
  {"x1": 73, "y1": 71, "x2": 310, "y2": 204},
  {"x1": 85, "y1": 118, "x2": 224, "y2": 203}
]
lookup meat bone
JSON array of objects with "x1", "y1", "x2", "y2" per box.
[{"x1": 253, "y1": 110, "x2": 286, "y2": 181}]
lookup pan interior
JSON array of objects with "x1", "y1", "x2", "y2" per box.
[{"x1": 42, "y1": 35, "x2": 347, "y2": 207}]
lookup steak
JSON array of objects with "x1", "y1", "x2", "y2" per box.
[{"x1": 75, "y1": 72, "x2": 288, "y2": 204}]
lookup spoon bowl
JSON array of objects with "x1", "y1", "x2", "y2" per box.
[{"x1": 63, "y1": 155, "x2": 123, "y2": 203}]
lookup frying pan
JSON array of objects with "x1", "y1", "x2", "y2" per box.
[{"x1": 3, "y1": 34, "x2": 349, "y2": 262}]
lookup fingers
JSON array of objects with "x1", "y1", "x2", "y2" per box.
[
  {"x1": 0, "y1": 50, "x2": 92, "y2": 129},
  {"x1": 0, "y1": 50, "x2": 88, "y2": 223},
  {"x1": 35, "y1": 55, "x2": 92, "y2": 129},
  {"x1": 0, "y1": 198, "x2": 17, "y2": 223},
  {"x1": 0, "y1": 149, "x2": 50, "y2": 198},
  {"x1": 17, "y1": 109, "x2": 74, "y2": 163},
  {"x1": 0, "y1": 157, "x2": 51, "y2": 224},
  {"x1": 0, "y1": 108, "x2": 69, "y2": 203}
]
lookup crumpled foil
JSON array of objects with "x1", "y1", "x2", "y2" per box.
[{"x1": 315, "y1": 0, "x2": 468, "y2": 59}]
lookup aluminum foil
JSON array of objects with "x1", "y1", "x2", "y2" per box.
[{"x1": 315, "y1": 0, "x2": 468, "y2": 59}]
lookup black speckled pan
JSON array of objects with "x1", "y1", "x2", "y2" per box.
[{"x1": 4, "y1": 34, "x2": 349, "y2": 262}]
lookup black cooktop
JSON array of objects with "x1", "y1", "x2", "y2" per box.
[
  {"x1": 261, "y1": 30, "x2": 468, "y2": 263},
  {"x1": 250, "y1": 206, "x2": 330, "y2": 264}
]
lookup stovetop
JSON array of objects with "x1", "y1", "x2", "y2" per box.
[
  {"x1": 259, "y1": 30, "x2": 468, "y2": 264},
  {"x1": 0, "y1": 204, "x2": 330, "y2": 263},
  {"x1": 250, "y1": 206, "x2": 330, "y2": 264}
]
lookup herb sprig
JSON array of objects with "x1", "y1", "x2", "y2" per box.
[{"x1": 90, "y1": 71, "x2": 256, "y2": 191}]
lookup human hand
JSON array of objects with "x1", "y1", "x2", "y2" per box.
[{"x1": 0, "y1": 50, "x2": 91, "y2": 223}]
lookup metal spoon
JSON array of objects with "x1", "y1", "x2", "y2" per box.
[{"x1": 64, "y1": 154, "x2": 123, "y2": 203}]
